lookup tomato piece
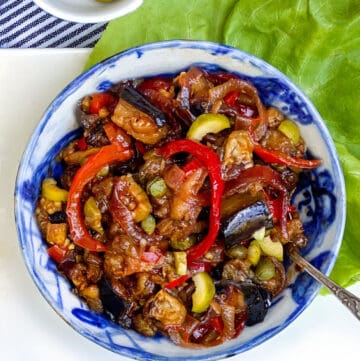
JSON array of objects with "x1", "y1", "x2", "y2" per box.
[
  {"x1": 77, "y1": 137, "x2": 87, "y2": 151},
  {"x1": 47, "y1": 244, "x2": 67, "y2": 264},
  {"x1": 89, "y1": 92, "x2": 116, "y2": 114}
]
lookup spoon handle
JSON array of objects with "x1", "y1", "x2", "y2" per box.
[{"x1": 288, "y1": 249, "x2": 360, "y2": 321}]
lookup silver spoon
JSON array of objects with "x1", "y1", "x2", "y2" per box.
[{"x1": 287, "y1": 248, "x2": 360, "y2": 321}]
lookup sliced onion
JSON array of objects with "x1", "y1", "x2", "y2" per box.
[
  {"x1": 220, "y1": 304, "x2": 236, "y2": 340},
  {"x1": 208, "y1": 78, "x2": 268, "y2": 140}
]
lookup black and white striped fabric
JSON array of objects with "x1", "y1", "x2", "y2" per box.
[{"x1": 0, "y1": 0, "x2": 106, "y2": 48}]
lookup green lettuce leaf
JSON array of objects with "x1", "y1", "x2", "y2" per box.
[{"x1": 85, "y1": 0, "x2": 360, "y2": 287}]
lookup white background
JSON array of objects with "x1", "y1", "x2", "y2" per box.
[{"x1": 0, "y1": 49, "x2": 358, "y2": 361}]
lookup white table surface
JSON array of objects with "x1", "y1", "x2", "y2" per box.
[{"x1": 0, "y1": 48, "x2": 358, "y2": 361}]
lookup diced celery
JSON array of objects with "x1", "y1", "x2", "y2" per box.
[
  {"x1": 147, "y1": 177, "x2": 167, "y2": 198},
  {"x1": 174, "y1": 251, "x2": 187, "y2": 275},
  {"x1": 141, "y1": 214, "x2": 156, "y2": 235}
]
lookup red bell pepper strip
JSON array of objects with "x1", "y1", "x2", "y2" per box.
[
  {"x1": 165, "y1": 260, "x2": 212, "y2": 289},
  {"x1": 223, "y1": 90, "x2": 239, "y2": 107},
  {"x1": 264, "y1": 193, "x2": 283, "y2": 225},
  {"x1": 157, "y1": 139, "x2": 224, "y2": 262},
  {"x1": 249, "y1": 116, "x2": 321, "y2": 169},
  {"x1": 89, "y1": 92, "x2": 116, "y2": 114},
  {"x1": 264, "y1": 191, "x2": 296, "y2": 224},
  {"x1": 253, "y1": 144, "x2": 322, "y2": 169},
  {"x1": 47, "y1": 244, "x2": 68, "y2": 264},
  {"x1": 165, "y1": 274, "x2": 191, "y2": 289},
  {"x1": 66, "y1": 126, "x2": 133, "y2": 252},
  {"x1": 66, "y1": 145, "x2": 132, "y2": 252},
  {"x1": 225, "y1": 164, "x2": 289, "y2": 239}
]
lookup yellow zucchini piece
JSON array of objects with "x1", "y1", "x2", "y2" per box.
[
  {"x1": 84, "y1": 196, "x2": 104, "y2": 235},
  {"x1": 42, "y1": 178, "x2": 68, "y2": 202}
]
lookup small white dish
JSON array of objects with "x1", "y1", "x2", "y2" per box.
[{"x1": 33, "y1": 0, "x2": 143, "y2": 23}]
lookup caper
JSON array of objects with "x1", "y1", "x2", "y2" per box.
[
  {"x1": 255, "y1": 257, "x2": 276, "y2": 281},
  {"x1": 225, "y1": 245, "x2": 248, "y2": 259}
]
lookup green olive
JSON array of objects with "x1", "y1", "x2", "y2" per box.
[
  {"x1": 192, "y1": 272, "x2": 215, "y2": 313},
  {"x1": 186, "y1": 113, "x2": 230, "y2": 141},
  {"x1": 278, "y1": 119, "x2": 300, "y2": 145}
]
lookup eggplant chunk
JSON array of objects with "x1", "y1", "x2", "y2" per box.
[
  {"x1": 216, "y1": 281, "x2": 271, "y2": 326},
  {"x1": 98, "y1": 277, "x2": 134, "y2": 328},
  {"x1": 240, "y1": 283, "x2": 272, "y2": 326},
  {"x1": 222, "y1": 201, "x2": 273, "y2": 248},
  {"x1": 118, "y1": 85, "x2": 167, "y2": 127}
]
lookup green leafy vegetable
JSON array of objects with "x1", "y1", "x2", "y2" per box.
[{"x1": 84, "y1": 0, "x2": 360, "y2": 288}]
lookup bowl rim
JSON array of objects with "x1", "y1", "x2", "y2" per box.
[
  {"x1": 14, "y1": 39, "x2": 346, "y2": 360},
  {"x1": 33, "y1": 0, "x2": 144, "y2": 24}
]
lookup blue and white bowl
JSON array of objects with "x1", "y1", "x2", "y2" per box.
[{"x1": 14, "y1": 40, "x2": 345, "y2": 360}]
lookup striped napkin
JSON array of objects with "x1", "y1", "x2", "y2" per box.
[{"x1": 0, "y1": 0, "x2": 106, "y2": 48}]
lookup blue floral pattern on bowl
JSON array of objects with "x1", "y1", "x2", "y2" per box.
[{"x1": 14, "y1": 40, "x2": 345, "y2": 360}]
